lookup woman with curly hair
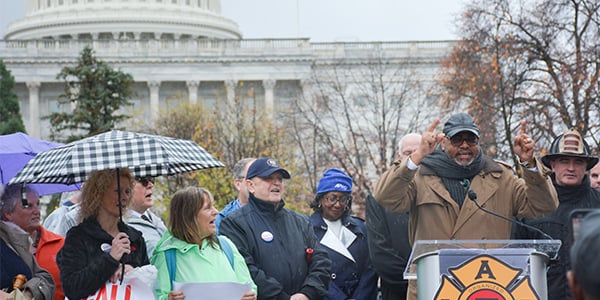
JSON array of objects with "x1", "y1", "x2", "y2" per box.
[
  {"x1": 152, "y1": 186, "x2": 256, "y2": 300},
  {"x1": 308, "y1": 169, "x2": 378, "y2": 300},
  {"x1": 57, "y1": 169, "x2": 149, "y2": 299}
]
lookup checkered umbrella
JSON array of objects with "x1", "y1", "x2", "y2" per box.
[{"x1": 9, "y1": 130, "x2": 224, "y2": 185}]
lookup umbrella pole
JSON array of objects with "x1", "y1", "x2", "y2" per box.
[
  {"x1": 115, "y1": 168, "x2": 125, "y2": 284},
  {"x1": 116, "y1": 168, "x2": 124, "y2": 223}
]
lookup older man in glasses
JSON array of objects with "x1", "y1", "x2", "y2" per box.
[
  {"x1": 125, "y1": 176, "x2": 167, "y2": 259},
  {"x1": 374, "y1": 112, "x2": 558, "y2": 300}
]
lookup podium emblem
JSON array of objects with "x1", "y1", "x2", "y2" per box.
[{"x1": 434, "y1": 254, "x2": 540, "y2": 300}]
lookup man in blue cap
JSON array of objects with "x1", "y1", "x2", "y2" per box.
[{"x1": 220, "y1": 157, "x2": 331, "y2": 300}]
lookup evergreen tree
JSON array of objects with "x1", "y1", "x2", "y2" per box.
[
  {"x1": 47, "y1": 46, "x2": 134, "y2": 142},
  {"x1": 0, "y1": 59, "x2": 27, "y2": 134}
]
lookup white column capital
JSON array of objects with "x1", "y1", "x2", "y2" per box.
[
  {"x1": 225, "y1": 79, "x2": 237, "y2": 88},
  {"x1": 186, "y1": 80, "x2": 200, "y2": 88},
  {"x1": 263, "y1": 79, "x2": 276, "y2": 90},
  {"x1": 26, "y1": 81, "x2": 41, "y2": 90},
  {"x1": 148, "y1": 81, "x2": 161, "y2": 89}
]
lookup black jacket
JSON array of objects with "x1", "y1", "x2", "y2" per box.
[
  {"x1": 220, "y1": 194, "x2": 331, "y2": 300},
  {"x1": 57, "y1": 218, "x2": 149, "y2": 299},
  {"x1": 512, "y1": 175, "x2": 600, "y2": 300},
  {"x1": 365, "y1": 193, "x2": 411, "y2": 299}
]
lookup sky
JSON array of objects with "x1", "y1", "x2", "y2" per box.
[{"x1": 0, "y1": 0, "x2": 465, "y2": 41}]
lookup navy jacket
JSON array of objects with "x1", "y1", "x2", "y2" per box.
[
  {"x1": 220, "y1": 194, "x2": 331, "y2": 300},
  {"x1": 57, "y1": 218, "x2": 149, "y2": 299},
  {"x1": 309, "y1": 213, "x2": 378, "y2": 300}
]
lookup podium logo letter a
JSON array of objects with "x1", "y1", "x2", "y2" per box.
[{"x1": 474, "y1": 260, "x2": 496, "y2": 280}]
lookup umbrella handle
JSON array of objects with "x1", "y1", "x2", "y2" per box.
[
  {"x1": 115, "y1": 169, "x2": 126, "y2": 284},
  {"x1": 21, "y1": 184, "x2": 30, "y2": 208}
]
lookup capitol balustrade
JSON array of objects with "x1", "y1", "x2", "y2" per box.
[{"x1": 0, "y1": 38, "x2": 454, "y2": 61}]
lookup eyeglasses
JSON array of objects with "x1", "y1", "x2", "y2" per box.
[
  {"x1": 448, "y1": 134, "x2": 479, "y2": 147},
  {"x1": 135, "y1": 176, "x2": 154, "y2": 187},
  {"x1": 323, "y1": 195, "x2": 351, "y2": 205}
]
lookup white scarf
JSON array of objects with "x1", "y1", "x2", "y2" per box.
[{"x1": 321, "y1": 219, "x2": 356, "y2": 262}]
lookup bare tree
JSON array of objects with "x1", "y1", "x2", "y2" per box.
[
  {"x1": 439, "y1": 0, "x2": 600, "y2": 163},
  {"x1": 146, "y1": 86, "x2": 313, "y2": 214},
  {"x1": 291, "y1": 50, "x2": 438, "y2": 217}
]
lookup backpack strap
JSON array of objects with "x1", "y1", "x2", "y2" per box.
[
  {"x1": 165, "y1": 248, "x2": 176, "y2": 290},
  {"x1": 218, "y1": 236, "x2": 235, "y2": 270}
]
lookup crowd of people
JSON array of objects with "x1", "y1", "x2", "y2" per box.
[{"x1": 2, "y1": 112, "x2": 600, "y2": 300}]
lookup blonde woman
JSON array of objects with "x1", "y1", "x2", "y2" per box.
[{"x1": 57, "y1": 169, "x2": 149, "y2": 299}]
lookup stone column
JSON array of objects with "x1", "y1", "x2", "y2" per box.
[
  {"x1": 263, "y1": 79, "x2": 276, "y2": 114},
  {"x1": 186, "y1": 80, "x2": 199, "y2": 105},
  {"x1": 26, "y1": 82, "x2": 41, "y2": 137},
  {"x1": 148, "y1": 81, "x2": 161, "y2": 120},
  {"x1": 300, "y1": 78, "x2": 314, "y2": 110},
  {"x1": 225, "y1": 80, "x2": 237, "y2": 107}
]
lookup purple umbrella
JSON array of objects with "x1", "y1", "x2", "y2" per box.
[{"x1": 0, "y1": 132, "x2": 80, "y2": 195}]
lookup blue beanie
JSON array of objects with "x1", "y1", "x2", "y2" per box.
[{"x1": 317, "y1": 168, "x2": 352, "y2": 194}]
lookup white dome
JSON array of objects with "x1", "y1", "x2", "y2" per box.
[{"x1": 5, "y1": 0, "x2": 242, "y2": 40}]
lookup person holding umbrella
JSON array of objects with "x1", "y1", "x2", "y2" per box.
[{"x1": 57, "y1": 168, "x2": 149, "y2": 300}]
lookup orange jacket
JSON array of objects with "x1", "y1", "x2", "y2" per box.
[{"x1": 36, "y1": 226, "x2": 65, "y2": 300}]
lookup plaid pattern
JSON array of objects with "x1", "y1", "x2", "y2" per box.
[{"x1": 9, "y1": 130, "x2": 224, "y2": 185}]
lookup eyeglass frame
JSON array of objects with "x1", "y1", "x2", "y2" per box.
[
  {"x1": 135, "y1": 176, "x2": 154, "y2": 187},
  {"x1": 322, "y1": 194, "x2": 352, "y2": 206},
  {"x1": 447, "y1": 133, "x2": 479, "y2": 147}
]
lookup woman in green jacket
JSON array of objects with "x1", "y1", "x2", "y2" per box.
[{"x1": 151, "y1": 186, "x2": 257, "y2": 300}]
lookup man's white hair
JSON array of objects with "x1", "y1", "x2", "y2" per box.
[{"x1": 398, "y1": 133, "x2": 422, "y2": 152}]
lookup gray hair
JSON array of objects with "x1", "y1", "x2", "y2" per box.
[
  {"x1": 60, "y1": 190, "x2": 81, "y2": 204},
  {"x1": 0, "y1": 184, "x2": 37, "y2": 220},
  {"x1": 232, "y1": 158, "x2": 256, "y2": 179},
  {"x1": 398, "y1": 133, "x2": 422, "y2": 153}
]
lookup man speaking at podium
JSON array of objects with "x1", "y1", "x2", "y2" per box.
[{"x1": 373, "y1": 112, "x2": 558, "y2": 300}]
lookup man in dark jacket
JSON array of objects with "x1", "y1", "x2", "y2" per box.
[
  {"x1": 220, "y1": 157, "x2": 331, "y2": 300},
  {"x1": 366, "y1": 133, "x2": 420, "y2": 299},
  {"x1": 513, "y1": 128, "x2": 600, "y2": 300}
]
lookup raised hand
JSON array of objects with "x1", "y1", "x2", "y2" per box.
[
  {"x1": 410, "y1": 119, "x2": 445, "y2": 164},
  {"x1": 513, "y1": 120, "x2": 535, "y2": 165}
]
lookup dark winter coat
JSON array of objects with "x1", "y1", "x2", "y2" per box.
[
  {"x1": 57, "y1": 218, "x2": 149, "y2": 300},
  {"x1": 309, "y1": 213, "x2": 378, "y2": 300},
  {"x1": 365, "y1": 193, "x2": 411, "y2": 299},
  {"x1": 220, "y1": 194, "x2": 331, "y2": 300},
  {"x1": 513, "y1": 175, "x2": 600, "y2": 300}
]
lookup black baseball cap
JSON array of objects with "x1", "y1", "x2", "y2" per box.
[{"x1": 443, "y1": 112, "x2": 480, "y2": 138}]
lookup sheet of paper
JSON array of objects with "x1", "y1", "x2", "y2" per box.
[{"x1": 173, "y1": 281, "x2": 252, "y2": 300}]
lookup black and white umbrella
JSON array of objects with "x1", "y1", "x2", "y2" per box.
[
  {"x1": 9, "y1": 130, "x2": 224, "y2": 185},
  {"x1": 9, "y1": 129, "x2": 224, "y2": 283}
]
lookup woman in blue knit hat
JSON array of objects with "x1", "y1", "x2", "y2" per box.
[{"x1": 308, "y1": 169, "x2": 378, "y2": 300}]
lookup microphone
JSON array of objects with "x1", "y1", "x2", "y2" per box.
[{"x1": 467, "y1": 190, "x2": 554, "y2": 241}]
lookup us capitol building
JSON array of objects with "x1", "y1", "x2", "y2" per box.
[{"x1": 1, "y1": 0, "x2": 454, "y2": 139}]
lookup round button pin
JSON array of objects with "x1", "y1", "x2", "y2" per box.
[{"x1": 261, "y1": 231, "x2": 274, "y2": 242}]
